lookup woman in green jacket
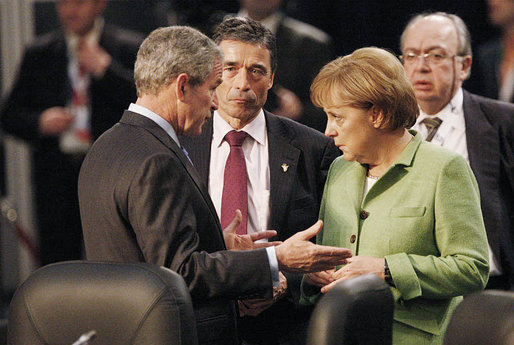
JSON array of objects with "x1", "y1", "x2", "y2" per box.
[{"x1": 300, "y1": 47, "x2": 489, "y2": 344}]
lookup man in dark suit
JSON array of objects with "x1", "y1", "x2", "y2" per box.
[
  {"x1": 180, "y1": 17, "x2": 339, "y2": 345},
  {"x1": 400, "y1": 12, "x2": 514, "y2": 290},
  {"x1": 0, "y1": 0, "x2": 143, "y2": 265},
  {"x1": 78, "y1": 25, "x2": 352, "y2": 345}
]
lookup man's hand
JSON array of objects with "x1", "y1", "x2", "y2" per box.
[
  {"x1": 39, "y1": 107, "x2": 74, "y2": 135},
  {"x1": 223, "y1": 210, "x2": 281, "y2": 250},
  {"x1": 238, "y1": 272, "x2": 288, "y2": 317},
  {"x1": 275, "y1": 220, "x2": 352, "y2": 273},
  {"x1": 304, "y1": 268, "x2": 337, "y2": 287},
  {"x1": 272, "y1": 86, "x2": 303, "y2": 120},
  {"x1": 78, "y1": 39, "x2": 112, "y2": 78},
  {"x1": 320, "y1": 256, "x2": 385, "y2": 293}
]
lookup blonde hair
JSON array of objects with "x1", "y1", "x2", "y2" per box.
[{"x1": 311, "y1": 47, "x2": 418, "y2": 130}]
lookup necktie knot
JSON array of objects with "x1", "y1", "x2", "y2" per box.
[
  {"x1": 225, "y1": 130, "x2": 248, "y2": 147},
  {"x1": 420, "y1": 116, "x2": 442, "y2": 142}
]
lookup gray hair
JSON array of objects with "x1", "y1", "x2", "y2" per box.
[
  {"x1": 400, "y1": 12, "x2": 472, "y2": 57},
  {"x1": 134, "y1": 26, "x2": 223, "y2": 96}
]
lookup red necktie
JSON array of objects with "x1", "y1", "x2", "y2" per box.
[{"x1": 220, "y1": 130, "x2": 248, "y2": 235}]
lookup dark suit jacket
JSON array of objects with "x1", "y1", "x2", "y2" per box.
[
  {"x1": 468, "y1": 38, "x2": 511, "y2": 102},
  {"x1": 180, "y1": 111, "x2": 340, "y2": 344},
  {"x1": 0, "y1": 24, "x2": 143, "y2": 264},
  {"x1": 269, "y1": 15, "x2": 334, "y2": 132},
  {"x1": 79, "y1": 111, "x2": 273, "y2": 344},
  {"x1": 463, "y1": 90, "x2": 514, "y2": 289}
]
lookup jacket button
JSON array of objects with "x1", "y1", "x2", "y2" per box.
[
  {"x1": 350, "y1": 234, "x2": 356, "y2": 243},
  {"x1": 360, "y1": 210, "x2": 369, "y2": 219}
]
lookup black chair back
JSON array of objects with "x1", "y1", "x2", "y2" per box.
[
  {"x1": 307, "y1": 274, "x2": 394, "y2": 345},
  {"x1": 444, "y1": 290, "x2": 514, "y2": 345},
  {"x1": 8, "y1": 261, "x2": 197, "y2": 345}
]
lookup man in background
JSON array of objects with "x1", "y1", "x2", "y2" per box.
[
  {"x1": 0, "y1": 0, "x2": 142, "y2": 265},
  {"x1": 474, "y1": 0, "x2": 514, "y2": 103},
  {"x1": 400, "y1": 12, "x2": 514, "y2": 290},
  {"x1": 79, "y1": 25, "x2": 351, "y2": 345}
]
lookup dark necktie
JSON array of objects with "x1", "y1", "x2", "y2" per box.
[
  {"x1": 421, "y1": 117, "x2": 443, "y2": 142},
  {"x1": 220, "y1": 130, "x2": 248, "y2": 234}
]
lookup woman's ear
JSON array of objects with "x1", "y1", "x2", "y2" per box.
[{"x1": 370, "y1": 106, "x2": 385, "y2": 128}]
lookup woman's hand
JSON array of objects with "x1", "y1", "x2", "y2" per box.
[
  {"x1": 304, "y1": 268, "x2": 337, "y2": 287},
  {"x1": 321, "y1": 256, "x2": 385, "y2": 293}
]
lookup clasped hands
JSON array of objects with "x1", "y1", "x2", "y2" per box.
[{"x1": 304, "y1": 256, "x2": 386, "y2": 293}]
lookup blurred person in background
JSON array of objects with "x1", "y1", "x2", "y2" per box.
[
  {"x1": 0, "y1": 0, "x2": 143, "y2": 265},
  {"x1": 474, "y1": 0, "x2": 514, "y2": 103}
]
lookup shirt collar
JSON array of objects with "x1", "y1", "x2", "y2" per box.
[
  {"x1": 212, "y1": 109, "x2": 267, "y2": 147},
  {"x1": 418, "y1": 87, "x2": 463, "y2": 123},
  {"x1": 237, "y1": 10, "x2": 282, "y2": 34},
  {"x1": 128, "y1": 103, "x2": 180, "y2": 145},
  {"x1": 65, "y1": 17, "x2": 104, "y2": 57},
  {"x1": 394, "y1": 130, "x2": 423, "y2": 167}
]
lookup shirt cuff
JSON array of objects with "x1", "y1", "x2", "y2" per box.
[{"x1": 266, "y1": 246, "x2": 280, "y2": 287}]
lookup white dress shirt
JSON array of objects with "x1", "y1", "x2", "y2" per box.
[
  {"x1": 412, "y1": 88, "x2": 501, "y2": 275},
  {"x1": 209, "y1": 110, "x2": 271, "y2": 237}
]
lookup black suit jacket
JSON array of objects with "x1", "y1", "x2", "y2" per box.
[
  {"x1": 180, "y1": 111, "x2": 340, "y2": 344},
  {"x1": 463, "y1": 90, "x2": 514, "y2": 288},
  {"x1": 468, "y1": 38, "x2": 514, "y2": 104},
  {"x1": 0, "y1": 24, "x2": 142, "y2": 144},
  {"x1": 269, "y1": 15, "x2": 334, "y2": 132},
  {"x1": 79, "y1": 111, "x2": 273, "y2": 344}
]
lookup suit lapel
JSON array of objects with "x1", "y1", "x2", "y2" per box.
[
  {"x1": 181, "y1": 119, "x2": 213, "y2": 186},
  {"x1": 463, "y1": 91, "x2": 500, "y2": 188},
  {"x1": 120, "y1": 111, "x2": 222, "y2": 234},
  {"x1": 266, "y1": 112, "x2": 302, "y2": 230}
]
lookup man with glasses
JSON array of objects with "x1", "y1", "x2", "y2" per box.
[{"x1": 400, "y1": 12, "x2": 514, "y2": 291}]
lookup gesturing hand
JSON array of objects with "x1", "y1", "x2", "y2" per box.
[
  {"x1": 320, "y1": 256, "x2": 385, "y2": 293},
  {"x1": 223, "y1": 210, "x2": 281, "y2": 250},
  {"x1": 275, "y1": 220, "x2": 352, "y2": 273}
]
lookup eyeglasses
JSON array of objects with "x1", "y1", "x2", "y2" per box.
[{"x1": 399, "y1": 52, "x2": 461, "y2": 65}]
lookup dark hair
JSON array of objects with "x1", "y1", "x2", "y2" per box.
[{"x1": 213, "y1": 17, "x2": 277, "y2": 73}]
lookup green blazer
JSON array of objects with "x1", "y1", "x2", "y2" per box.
[{"x1": 301, "y1": 131, "x2": 489, "y2": 344}]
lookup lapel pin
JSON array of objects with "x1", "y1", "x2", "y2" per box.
[{"x1": 281, "y1": 163, "x2": 289, "y2": 172}]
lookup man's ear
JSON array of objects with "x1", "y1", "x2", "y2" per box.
[
  {"x1": 460, "y1": 55, "x2": 472, "y2": 81},
  {"x1": 176, "y1": 73, "x2": 189, "y2": 102},
  {"x1": 267, "y1": 72, "x2": 275, "y2": 90}
]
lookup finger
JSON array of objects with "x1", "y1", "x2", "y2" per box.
[
  {"x1": 249, "y1": 230, "x2": 277, "y2": 242},
  {"x1": 252, "y1": 241, "x2": 282, "y2": 248},
  {"x1": 296, "y1": 220, "x2": 323, "y2": 241},
  {"x1": 320, "y1": 279, "x2": 342, "y2": 293},
  {"x1": 223, "y1": 209, "x2": 242, "y2": 234},
  {"x1": 315, "y1": 245, "x2": 352, "y2": 258}
]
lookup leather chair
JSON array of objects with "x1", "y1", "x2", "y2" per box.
[
  {"x1": 307, "y1": 274, "x2": 394, "y2": 345},
  {"x1": 7, "y1": 261, "x2": 197, "y2": 345},
  {"x1": 444, "y1": 290, "x2": 514, "y2": 345}
]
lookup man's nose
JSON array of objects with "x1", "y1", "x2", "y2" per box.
[{"x1": 233, "y1": 69, "x2": 251, "y2": 90}]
